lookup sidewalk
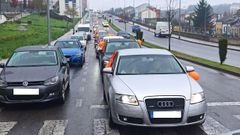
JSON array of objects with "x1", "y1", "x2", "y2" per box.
[{"x1": 127, "y1": 20, "x2": 240, "y2": 51}]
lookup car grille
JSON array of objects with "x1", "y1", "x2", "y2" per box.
[
  {"x1": 145, "y1": 98, "x2": 185, "y2": 124},
  {"x1": 7, "y1": 81, "x2": 44, "y2": 87}
]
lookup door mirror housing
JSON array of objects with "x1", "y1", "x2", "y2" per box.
[
  {"x1": 186, "y1": 66, "x2": 195, "y2": 72},
  {"x1": 103, "y1": 67, "x2": 113, "y2": 74},
  {"x1": 0, "y1": 63, "x2": 5, "y2": 68}
]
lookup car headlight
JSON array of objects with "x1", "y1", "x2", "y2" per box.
[
  {"x1": 191, "y1": 92, "x2": 205, "y2": 104},
  {"x1": 44, "y1": 76, "x2": 59, "y2": 86},
  {"x1": 0, "y1": 79, "x2": 7, "y2": 87},
  {"x1": 116, "y1": 94, "x2": 139, "y2": 106}
]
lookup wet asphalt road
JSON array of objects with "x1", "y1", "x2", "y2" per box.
[
  {"x1": 0, "y1": 25, "x2": 239, "y2": 135},
  {"x1": 111, "y1": 16, "x2": 240, "y2": 68}
]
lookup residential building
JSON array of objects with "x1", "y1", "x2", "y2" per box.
[
  {"x1": 135, "y1": 3, "x2": 148, "y2": 20},
  {"x1": 141, "y1": 6, "x2": 160, "y2": 21},
  {"x1": 230, "y1": 3, "x2": 240, "y2": 15},
  {"x1": 59, "y1": 0, "x2": 87, "y2": 18},
  {"x1": 114, "y1": 8, "x2": 123, "y2": 16},
  {"x1": 124, "y1": 6, "x2": 135, "y2": 19}
]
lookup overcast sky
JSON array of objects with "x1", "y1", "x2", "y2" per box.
[{"x1": 88, "y1": 0, "x2": 239, "y2": 10}]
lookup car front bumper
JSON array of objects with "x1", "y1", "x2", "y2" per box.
[
  {"x1": 0, "y1": 82, "x2": 62, "y2": 104},
  {"x1": 67, "y1": 55, "x2": 83, "y2": 65},
  {"x1": 111, "y1": 98, "x2": 207, "y2": 127}
]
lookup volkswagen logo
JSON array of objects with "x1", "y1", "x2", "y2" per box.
[
  {"x1": 157, "y1": 101, "x2": 174, "y2": 108},
  {"x1": 22, "y1": 81, "x2": 28, "y2": 87}
]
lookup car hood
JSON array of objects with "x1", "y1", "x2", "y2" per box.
[
  {"x1": 2, "y1": 66, "x2": 59, "y2": 82},
  {"x1": 61, "y1": 48, "x2": 81, "y2": 56},
  {"x1": 118, "y1": 74, "x2": 191, "y2": 100}
]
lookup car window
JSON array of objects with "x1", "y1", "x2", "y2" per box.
[
  {"x1": 117, "y1": 55, "x2": 184, "y2": 75},
  {"x1": 7, "y1": 50, "x2": 58, "y2": 67},
  {"x1": 105, "y1": 41, "x2": 140, "y2": 54},
  {"x1": 55, "y1": 41, "x2": 80, "y2": 48},
  {"x1": 78, "y1": 27, "x2": 90, "y2": 32}
]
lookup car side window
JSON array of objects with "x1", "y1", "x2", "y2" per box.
[{"x1": 58, "y1": 48, "x2": 65, "y2": 59}]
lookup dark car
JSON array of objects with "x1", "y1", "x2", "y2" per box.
[
  {"x1": 0, "y1": 46, "x2": 70, "y2": 104},
  {"x1": 54, "y1": 38, "x2": 85, "y2": 67},
  {"x1": 99, "y1": 39, "x2": 141, "y2": 75},
  {"x1": 132, "y1": 25, "x2": 141, "y2": 33},
  {"x1": 117, "y1": 31, "x2": 131, "y2": 39}
]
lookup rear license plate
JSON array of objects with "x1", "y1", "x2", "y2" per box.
[
  {"x1": 150, "y1": 111, "x2": 182, "y2": 118},
  {"x1": 13, "y1": 88, "x2": 39, "y2": 95}
]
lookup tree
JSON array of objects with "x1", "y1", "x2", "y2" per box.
[
  {"x1": 193, "y1": 0, "x2": 213, "y2": 33},
  {"x1": 64, "y1": 6, "x2": 78, "y2": 33},
  {"x1": 28, "y1": 0, "x2": 46, "y2": 12},
  {"x1": 166, "y1": 0, "x2": 177, "y2": 51},
  {"x1": 218, "y1": 38, "x2": 228, "y2": 64}
]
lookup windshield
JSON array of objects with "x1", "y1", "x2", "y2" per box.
[
  {"x1": 117, "y1": 55, "x2": 184, "y2": 75},
  {"x1": 55, "y1": 41, "x2": 80, "y2": 48},
  {"x1": 105, "y1": 41, "x2": 140, "y2": 53},
  {"x1": 78, "y1": 27, "x2": 90, "y2": 32},
  {"x1": 7, "y1": 51, "x2": 58, "y2": 67}
]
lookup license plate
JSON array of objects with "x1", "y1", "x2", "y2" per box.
[
  {"x1": 150, "y1": 111, "x2": 182, "y2": 118},
  {"x1": 13, "y1": 88, "x2": 39, "y2": 95}
]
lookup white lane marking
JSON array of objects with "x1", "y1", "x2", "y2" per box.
[
  {"x1": 76, "y1": 99, "x2": 83, "y2": 108},
  {"x1": 38, "y1": 120, "x2": 68, "y2": 135},
  {"x1": 202, "y1": 116, "x2": 230, "y2": 135},
  {"x1": 93, "y1": 119, "x2": 120, "y2": 135},
  {"x1": 207, "y1": 102, "x2": 240, "y2": 107},
  {"x1": 90, "y1": 105, "x2": 108, "y2": 109},
  {"x1": 233, "y1": 115, "x2": 240, "y2": 120},
  {"x1": 0, "y1": 122, "x2": 17, "y2": 135}
]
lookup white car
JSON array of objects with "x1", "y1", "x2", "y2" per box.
[{"x1": 103, "y1": 48, "x2": 207, "y2": 128}]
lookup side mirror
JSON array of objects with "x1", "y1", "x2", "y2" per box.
[
  {"x1": 0, "y1": 63, "x2": 5, "y2": 68},
  {"x1": 90, "y1": 30, "x2": 92, "y2": 32},
  {"x1": 186, "y1": 66, "x2": 195, "y2": 72},
  {"x1": 76, "y1": 30, "x2": 78, "y2": 33},
  {"x1": 103, "y1": 67, "x2": 113, "y2": 74},
  {"x1": 62, "y1": 59, "x2": 68, "y2": 66}
]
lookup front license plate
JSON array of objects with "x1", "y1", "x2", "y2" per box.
[
  {"x1": 150, "y1": 111, "x2": 182, "y2": 118},
  {"x1": 13, "y1": 88, "x2": 39, "y2": 95}
]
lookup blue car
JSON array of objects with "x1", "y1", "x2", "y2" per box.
[
  {"x1": 132, "y1": 25, "x2": 141, "y2": 33},
  {"x1": 54, "y1": 38, "x2": 85, "y2": 67}
]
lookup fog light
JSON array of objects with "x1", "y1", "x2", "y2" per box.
[
  {"x1": 49, "y1": 93, "x2": 55, "y2": 96},
  {"x1": 123, "y1": 117, "x2": 128, "y2": 121}
]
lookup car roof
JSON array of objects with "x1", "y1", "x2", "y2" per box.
[
  {"x1": 78, "y1": 24, "x2": 90, "y2": 27},
  {"x1": 117, "y1": 48, "x2": 173, "y2": 56},
  {"x1": 15, "y1": 45, "x2": 58, "y2": 52},
  {"x1": 103, "y1": 36, "x2": 124, "y2": 40},
  {"x1": 107, "y1": 38, "x2": 136, "y2": 42}
]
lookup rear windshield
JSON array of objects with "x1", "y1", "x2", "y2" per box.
[
  {"x1": 78, "y1": 27, "x2": 90, "y2": 32},
  {"x1": 55, "y1": 41, "x2": 80, "y2": 48},
  {"x1": 105, "y1": 41, "x2": 140, "y2": 53}
]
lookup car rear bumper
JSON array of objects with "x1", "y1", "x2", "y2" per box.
[
  {"x1": 0, "y1": 82, "x2": 62, "y2": 104},
  {"x1": 111, "y1": 99, "x2": 207, "y2": 127}
]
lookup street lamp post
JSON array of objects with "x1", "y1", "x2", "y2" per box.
[
  {"x1": 47, "y1": 0, "x2": 51, "y2": 46},
  {"x1": 133, "y1": 0, "x2": 135, "y2": 25},
  {"x1": 178, "y1": 0, "x2": 181, "y2": 39}
]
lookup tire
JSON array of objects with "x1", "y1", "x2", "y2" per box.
[
  {"x1": 109, "y1": 109, "x2": 118, "y2": 129},
  {"x1": 58, "y1": 83, "x2": 66, "y2": 105}
]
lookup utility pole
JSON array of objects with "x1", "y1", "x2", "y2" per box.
[
  {"x1": 124, "y1": 0, "x2": 126, "y2": 32},
  {"x1": 0, "y1": 0, "x2": 2, "y2": 16},
  {"x1": 204, "y1": 7, "x2": 207, "y2": 34},
  {"x1": 133, "y1": 0, "x2": 135, "y2": 25},
  {"x1": 147, "y1": 0, "x2": 150, "y2": 30},
  {"x1": 47, "y1": 0, "x2": 51, "y2": 46},
  {"x1": 178, "y1": 0, "x2": 181, "y2": 39}
]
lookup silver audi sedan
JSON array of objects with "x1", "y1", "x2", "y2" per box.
[{"x1": 102, "y1": 48, "x2": 207, "y2": 128}]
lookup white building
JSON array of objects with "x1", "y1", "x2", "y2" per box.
[
  {"x1": 135, "y1": 3, "x2": 148, "y2": 19},
  {"x1": 59, "y1": 0, "x2": 86, "y2": 18},
  {"x1": 230, "y1": 4, "x2": 240, "y2": 15}
]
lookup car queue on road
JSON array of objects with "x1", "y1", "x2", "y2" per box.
[{"x1": 0, "y1": 13, "x2": 207, "y2": 131}]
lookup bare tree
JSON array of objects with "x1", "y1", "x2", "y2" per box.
[
  {"x1": 166, "y1": 0, "x2": 177, "y2": 51},
  {"x1": 64, "y1": 6, "x2": 78, "y2": 33}
]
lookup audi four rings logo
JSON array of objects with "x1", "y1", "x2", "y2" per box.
[
  {"x1": 22, "y1": 81, "x2": 28, "y2": 87},
  {"x1": 157, "y1": 101, "x2": 174, "y2": 108}
]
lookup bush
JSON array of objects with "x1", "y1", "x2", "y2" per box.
[
  {"x1": 15, "y1": 20, "x2": 21, "y2": 24},
  {"x1": 27, "y1": 21, "x2": 32, "y2": 24},
  {"x1": 218, "y1": 38, "x2": 228, "y2": 64}
]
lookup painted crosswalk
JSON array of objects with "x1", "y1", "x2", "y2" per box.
[
  {"x1": 0, "y1": 122, "x2": 17, "y2": 135},
  {"x1": 93, "y1": 119, "x2": 120, "y2": 135},
  {"x1": 38, "y1": 120, "x2": 68, "y2": 135}
]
